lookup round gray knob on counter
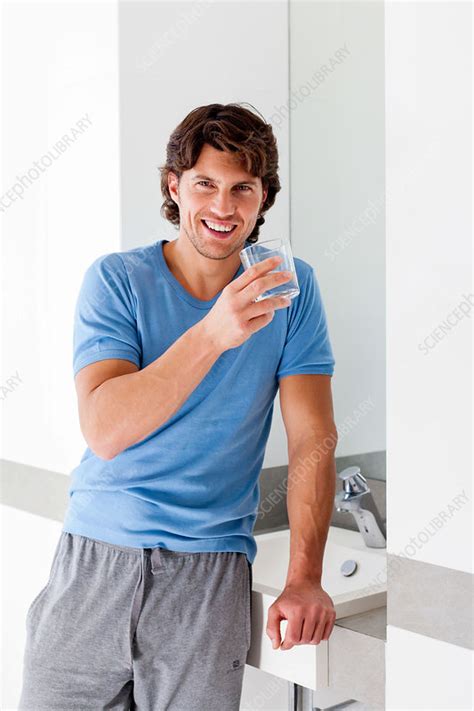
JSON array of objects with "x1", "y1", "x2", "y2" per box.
[{"x1": 340, "y1": 559, "x2": 358, "y2": 577}]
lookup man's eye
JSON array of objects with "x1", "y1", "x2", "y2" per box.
[{"x1": 196, "y1": 181, "x2": 251, "y2": 191}]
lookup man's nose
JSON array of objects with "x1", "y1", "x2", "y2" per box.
[{"x1": 211, "y1": 191, "x2": 236, "y2": 217}]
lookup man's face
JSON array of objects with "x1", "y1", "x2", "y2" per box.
[{"x1": 167, "y1": 143, "x2": 268, "y2": 260}]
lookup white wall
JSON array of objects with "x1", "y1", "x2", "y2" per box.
[
  {"x1": 117, "y1": 0, "x2": 291, "y2": 468},
  {"x1": 289, "y1": 0, "x2": 386, "y2": 459},
  {"x1": 385, "y1": 1, "x2": 472, "y2": 708},
  {"x1": 2, "y1": 3, "x2": 121, "y2": 706},
  {"x1": 1, "y1": 504, "x2": 64, "y2": 710},
  {"x1": 385, "y1": 0, "x2": 472, "y2": 575},
  {"x1": 2, "y1": 1, "x2": 121, "y2": 474}
]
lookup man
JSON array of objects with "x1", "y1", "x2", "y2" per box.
[{"x1": 20, "y1": 103, "x2": 338, "y2": 710}]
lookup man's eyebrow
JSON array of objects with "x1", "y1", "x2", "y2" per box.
[{"x1": 191, "y1": 173, "x2": 259, "y2": 186}]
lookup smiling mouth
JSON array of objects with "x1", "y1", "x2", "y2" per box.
[{"x1": 201, "y1": 220, "x2": 237, "y2": 237}]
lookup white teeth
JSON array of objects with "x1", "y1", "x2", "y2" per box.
[{"x1": 204, "y1": 220, "x2": 234, "y2": 233}]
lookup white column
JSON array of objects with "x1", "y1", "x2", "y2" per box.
[{"x1": 385, "y1": 1, "x2": 472, "y2": 707}]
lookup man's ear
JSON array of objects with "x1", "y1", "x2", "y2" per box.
[{"x1": 168, "y1": 172, "x2": 180, "y2": 205}]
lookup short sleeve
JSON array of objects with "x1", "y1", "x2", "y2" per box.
[
  {"x1": 276, "y1": 263, "x2": 335, "y2": 380},
  {"x1": 73, "y1": 253, "x2": 142, "y2": 376}
]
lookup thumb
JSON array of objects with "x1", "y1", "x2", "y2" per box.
[{"x1": 266, "y1": 604, "x2": 283, "y2": 649}]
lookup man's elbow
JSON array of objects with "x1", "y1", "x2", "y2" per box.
[
  {"x1": 95, "y1": 447, "x2": 118, "y2": 462},
  {"x1": 88, "y1": 440, "x2": 116, "y2": 461},
  {"x1": 82, "y1": 429, "x2": 119, "y2": 461}
]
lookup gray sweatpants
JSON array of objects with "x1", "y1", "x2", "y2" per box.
[{"x1": 19, "y1": 531, "x2": 253, "y2": 710}]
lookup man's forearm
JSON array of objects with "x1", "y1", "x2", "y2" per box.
[
  {"x1": 88, "y1": 319, "x2": 222, "y2": 459},
  {"x1": 284, "y1": 432, "x2": 337, "y2": 586}
]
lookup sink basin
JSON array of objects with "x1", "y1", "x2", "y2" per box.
[{"x1": 246, "y1": 525, "x2": 387, "y2": 690}]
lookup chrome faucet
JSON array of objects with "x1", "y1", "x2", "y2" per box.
[{"x1": 334, "y1": 466, "x2": 386, "y2": 548}]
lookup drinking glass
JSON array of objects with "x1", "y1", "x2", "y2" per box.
[{"x1": 239, "y1": 237, "x2": 300, "y2": 302}]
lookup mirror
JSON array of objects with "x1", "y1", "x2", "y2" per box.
[{"x1": 267, "y1": 0, "x2": 385, "y2": 481}]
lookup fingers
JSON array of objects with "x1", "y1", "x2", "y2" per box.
[
  {"x1": 267, "y1": 600, "x2": 336, "y2": 652},
  {"x1": 277, "y1": 610, "x2": 336, "y2": 650},
  {"x1": 248, "y1": 295, "x2": 291, "y2": 321},
  {"x1": 301, "y1": 613, "x2": 320, "y2": 644},
  {"x1": 321, "y1": 612, "x2": 336, "y2": 641},
  {"x1": 280, "y1": 613, "x2": 303, "y2": 650},
  {"x1": 266, "y1": 604, "x2": 283, "y2": 650},
  {"x1": 233, "y1": 255, "x2": 283, "y2": 292},
  {"x1": 309, "y1": 614, "x2": 329, "y2": 646},
  {"x1": 242, "y1": 273, "x2": 292, "y2": 307}
]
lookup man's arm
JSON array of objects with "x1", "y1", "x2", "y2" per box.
[
  {"x1": 75, "y1": 254, "x2": 289, "y2": 461},
  {"x1": 283, "y1": 374, "x2": 337, "y2": 586},
  {"x1": 76, "y1": 319, "x2": 222, "y2": 460},
  {"x1": 266, "y1": 374, "x2": 338, "y2": 649}
]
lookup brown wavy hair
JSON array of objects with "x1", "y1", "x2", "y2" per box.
[{"x1": 158, "y1": 103, "x2": 281, "y2": 244}]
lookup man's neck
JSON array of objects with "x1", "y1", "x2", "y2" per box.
[{"x1": 162, "y1": 238, "x2": 242, "y2": 302}]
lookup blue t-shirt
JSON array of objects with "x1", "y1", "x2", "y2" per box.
[{"x1": 62, "y1": 238, "x2": 335, "y2": 564}]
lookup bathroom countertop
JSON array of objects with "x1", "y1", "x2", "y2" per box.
[
  {"x1": 329, "y1": 606, "x2": 386, "y2": 708},
  {"x1": 335, "y1": 605, "x2": 386, "y2": 640}
]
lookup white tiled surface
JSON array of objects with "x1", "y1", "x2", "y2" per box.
[
  {"x1": 386, "y1": 626, "x2": 473, "y2": 710},
  {"x1": 1, "y1": 504, "x2": 64, "y2": 710}
]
